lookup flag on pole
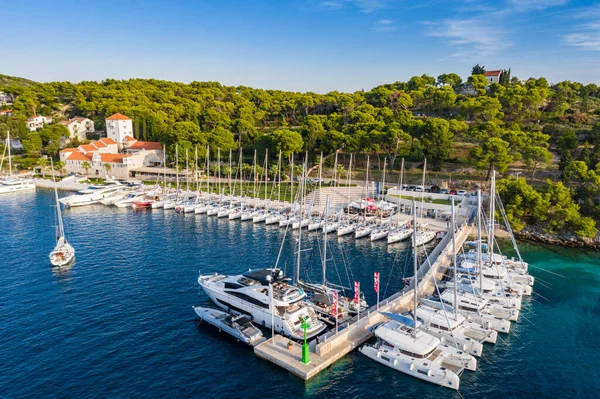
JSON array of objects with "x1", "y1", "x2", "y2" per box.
[
  {"x1": 332, "y1": 291, "x2": 338, "y2": 316},
  {"x1": 374, "y1": 272, "x2": 380, "y2": 293},
  {"x1": 354, "y1": 281, "x2": 360, "y2": 304}
]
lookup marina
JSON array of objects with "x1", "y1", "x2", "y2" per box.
[{"x1": 0, "y1": 187, "x2": 598, "y2": 398}]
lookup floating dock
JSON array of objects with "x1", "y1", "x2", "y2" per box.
[{"x1": 254, "y1": 224, "x2": 472, "y2": 380}]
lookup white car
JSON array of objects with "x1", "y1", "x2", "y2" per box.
[{"x1": 456, "y1": 190, "x2": 467, "y2": 196}]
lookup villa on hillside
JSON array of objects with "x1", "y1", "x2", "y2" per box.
[
  {"x1": 0, "y1": 92, "x2": 14, "y2": 105},
  {"x1": 0, "y1": 109, "x2": 13, "y2": 117},
  {"x1": 58, "y1": 117, "x2": 95, "y2": 141},
  {"x1": 27, "y1": 115, "x2": 53, "y2": 131},
  {"x1": 59, "y1": 113, "x2": 163, "y2": 179}
]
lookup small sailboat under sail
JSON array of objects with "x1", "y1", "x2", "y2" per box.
[{"x1": 49, "y1": 160, "x2": 75, "y2": 267}]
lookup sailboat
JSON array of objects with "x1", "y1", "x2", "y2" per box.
[
  {"x1": 0, "y1": 130, "x2": 36, "y2": 194},
  {"x1": 359, "y1": 201, "x2": 476, "y2": 390},
  {"x1": 411, "y1": 158, "x2": 437, "y2": 247},
  {"x1": 49, "y1": 159, "x2": 75, "y2": 267}
]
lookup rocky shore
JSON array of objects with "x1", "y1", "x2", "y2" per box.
[{"x1": 512, "y1": 226, "x2": 600, "y2": 251}]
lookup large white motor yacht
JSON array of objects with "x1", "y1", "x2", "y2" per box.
[
  {"x1": 59, "y1": 181, "x2": 123, "y2": 207},
  {"x1": 198, "y1": 268, "x2": 327, "y2": 340}
]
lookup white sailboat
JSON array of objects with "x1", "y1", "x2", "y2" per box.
[
  {"x1": 49, "y1": 160, "x2": 75, "y2": 267},
  {"x1": 0, "y1": 130, "x2": 36, "y2": 194}
]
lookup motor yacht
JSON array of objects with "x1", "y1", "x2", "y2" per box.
[{"x1": 198, "y1": 268, "x2": 327, "y2": 340}]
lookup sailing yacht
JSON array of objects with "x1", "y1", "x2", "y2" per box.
[
  {"x1": 49, "y1": 162, "x2": 75, "y2": 267},
  {"x1": 198, "y1": 268, "x2": 326, "y2": 340},
  {"x1": 0, "y1": 131, "x2": 36, "y2": 194}
]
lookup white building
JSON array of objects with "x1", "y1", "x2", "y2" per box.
[
  {"x1": 58, "y1": 117, "x2": 95, "y2": 141},
  {"x1": 60, "y1": 136, "x2": 163, "y2": 179},
  {"x1": 27, "y1": 115, "x2": 53, "y2": 131},
  {"x1": 106, "y1": 113, "x2": 134, "y2": 146},
  {"x1": 0, "y1": 92, "x2": 13, "y2": 105},
  {"x1": 0, "y1": 109, "x2": 13, "y2": 117},
  {"x1": 484, "y1": 70, "x2": 503, "y2": 84}
]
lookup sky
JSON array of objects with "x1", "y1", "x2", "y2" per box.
[{"x1": 1, "y1": 0, "x2": 600, "y2": 92}]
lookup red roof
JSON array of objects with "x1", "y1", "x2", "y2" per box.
[
  {"x1": 106, "y1": 113, "x2": 131, "y2": 121},
  {"x1": 91, "y1": 140, "x2": 106, "y2": 148},
  {"x1": 99, "y1": 137, "x2": 117, "y2": 145},
  {"x1": 67, "y1": 152, "x2": 93, "y2": 161},
  {"x1": 484, "y1": 70, "x2": 502, "y2": 77},
  {"x1": 128, "y1": 140, "x2": 162, "y2": 150},
  {"x1": 100, "y1": 153, "x2": 132, "y2": 163},
  {"x1": 124, "y1": 135, "x2": 137, "y2": 142},
  {"x1": 79, "y1": 144, "x2": 97, "y2": 152},
  {"x1": 0, "y1": 110, "x2": 12, "y2": 114},
  {"x1": 60, "y1": 147, "x2": 78, "y2": 153}
]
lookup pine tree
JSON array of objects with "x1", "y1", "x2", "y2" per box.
[
  {"x1": 559, "y1": 149, "x2": 573, "y2": 179},
  {"x1": 580, "y1": 141, "x2": 591, "y2": 166}
]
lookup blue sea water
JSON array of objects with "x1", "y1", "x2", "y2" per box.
[{"x1": 0, "y1": 189, "x2": 599, "y2": 398}]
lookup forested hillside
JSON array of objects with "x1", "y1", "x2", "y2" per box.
[{"x1": 1, "y1": 66, "x2": 599, "y2": 238}]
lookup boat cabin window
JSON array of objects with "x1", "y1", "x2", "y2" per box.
[
  {"x1": 398, "y1": 347, "x2": 436, "y2": 359},
  {"x1": 229, "y1": 292, "x2": 269, "y2": 309},
  {"x1": 224, "y1": 282, "x2": 244, "y2": 290}
]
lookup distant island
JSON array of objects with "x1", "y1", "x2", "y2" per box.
[{"x1": 0, "y1": 65, "x2": 599, "y2": 246}]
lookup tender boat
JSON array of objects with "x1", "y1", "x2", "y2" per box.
[{"x1": 193, "y1": 306, "x2": 266, "y2": 346}]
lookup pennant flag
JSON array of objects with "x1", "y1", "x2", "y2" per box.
[{"x1": 374, "y1": 272, "x2": 380, "y2": 293}]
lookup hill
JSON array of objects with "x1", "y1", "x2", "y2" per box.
[{"x1": 0, "y1": 73, "x2": 37, "y2": 87}]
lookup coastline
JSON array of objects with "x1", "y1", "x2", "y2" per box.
[{"x1": 509, "y1": 227, "x2": 600, "y2": 251}]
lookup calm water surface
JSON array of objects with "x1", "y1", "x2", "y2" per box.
[{"x1": 0, "y1": 189, "x2": 598, "y2": 398}]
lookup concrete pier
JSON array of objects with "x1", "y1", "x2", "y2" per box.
[{"x1": 254, "y1": 224, "x2": 472, "y2": 380}]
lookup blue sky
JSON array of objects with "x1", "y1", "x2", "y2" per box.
[{"x1": 1, "y1": 0, "x2": 599, "y2": 92}]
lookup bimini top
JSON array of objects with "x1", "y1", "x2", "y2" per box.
[
  {"x1": 382, "y1": 312, "x2": 416, "y2": 328},
  {"x1": 243, "y1": 268, "x2": 291, "y2": 285}
]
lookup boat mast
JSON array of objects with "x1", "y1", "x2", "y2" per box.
[
  {"x1": 319, "y1": 151, "x2": 323, "y2": 209},
  {"x1": 333, "y1": 151, "x2": 338, "y2": 187},
  {"x1": 420, "y1": 158, "x2": 427, "y2": 219},
  {"x1": 195, "y1": 146, "x2": 199, "y2": 201},
  {"x1": 51, "y1": 158, "x2": 64, "y2": 239},
  {"x1": 175, "y1": 144, "x2": 179, "y2": 201},
  {"x1": 399, "y1": 157, "x2": 404, "y2": 191},
  {"x1": 238, "y1": 147, "x2": 243, "y2": 201},
  {"x1": 206, "y1": 145, "x2": 211, "y2": 200},
  {"x1": 364, "y1": 155, "x2": 369, "y2": 219},
  {"x1": 451, "y1": 197, "x2": 457, "y2": 321},
  {"x1": 263, "y1": 149, "x2": 268, "y2": 203},
  {"x1": 228, "y1": 148, "x2": 232, "y2": 194},
  {"x1": 346, "y1": 153, "x2": 352, "y2": 218},
  {"x1": 477, "y1": 188, "x2": 483, "y2": 294},
  {"x1": 7, "y1": 130, "x2": 12, "y2": 178},
  {"x1": 295, "y1": 164, "x2": 305, "y2": 284},
  {"x1": 322, "y1": 196, "x2": 330, "y2": 286},
  {"x1": 162, "y1": 145, "x2": 167, "y2": 194},
  {"x1": 488, "y1": 170, "x2": 496, "y2": 266},
  {"x1": 412, "y1": 199, "x2": 418, "y2": 338},
  {"x1": 277, "y1": 150, "x2": 282, "y2": 207},
  {"x1": 217, "y1": 148, "x2": 221, "y2": 200},
  {"x1": 381, "y1": 157, "x2": 387, "y2": 201},
  {"x1": 185, "y1": 148, "x2": 190, "y2": 194}
]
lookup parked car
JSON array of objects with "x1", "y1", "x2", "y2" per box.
[
  {"x1": 457, "y1": 190, "x2": 467, "y2": 196},
  {"x1": 408, "y1": 185, "x2": 417, "y2": 191},
  {"x1": 449, "y1": 189, "x2": 457, "y2": 195},
  {"x1": 439, "y1": 188, "x2": 448, "y2": 194},
  {"x1": 430, "y1": 185, "x2": 441, "y2": 193},
  {"x1": 416, "y1": 185, "x2": 424, "y2": 192}
]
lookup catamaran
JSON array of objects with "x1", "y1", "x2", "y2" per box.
[
  {"x1": 49, "y1": 160, "x2": 75, "y2": 267},
  {"x1": 0, "y1": 130, "x2": 36, "y2": 194}
]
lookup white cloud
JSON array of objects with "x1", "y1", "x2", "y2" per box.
[
  {"x1": 508, "y1": 0, "x2": 569, "y2": 11},
  {"x1": 316, "y1": 0, "x2": 389, "y2": 13},
  {"x1": 372, "y1": 19, "x2": 396, "y2": 32},
  {"x1": 425, "y1": 17, "x2": 511, "y2": 58},
  {"x1": 563, "y1": 24, "x2": 600, "y2": 51}
]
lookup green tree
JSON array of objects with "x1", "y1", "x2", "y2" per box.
[
  {"x1": 417, "y1": 119, "x2": 453, "y2": 170},
  {"x1": 471, "y1": 137, "x2": 514, "y2": 178},
  {"x1": 81, "y1": 161, "x2": 91, "y2": 177},
  {"x1": 22, "y1": 132, "x2": 42, "y2": 156},
  {"x1": 271, "y1": 129, "x2": 304, "y2": 158},
  {"x1": 471, "y1": 64, "x2": 486, "y2": 75},
  {"x1": 523, "y1": 145, "x2": 553, "y2": 179},
  {"x1": 104, "y1": 162, "x2": 111, "y2": 177}
]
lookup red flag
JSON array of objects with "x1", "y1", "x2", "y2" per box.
[
  {"x1": 354, "y1": 281, "x2": 360, "y2": 304},
  {"x1": 374, "y1": 272, "x2": 380, "y2": 293},
  {"x1": 332, "y1": 291, "x2": 338, "y2": 316}
]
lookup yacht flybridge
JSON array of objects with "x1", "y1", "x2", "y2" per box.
[
  {"x1": 198, "y1": 268, "x2": 326, "y2": 340},
  {"x1": 0, "y1": 131, "x2": 36, "y2": 194}
]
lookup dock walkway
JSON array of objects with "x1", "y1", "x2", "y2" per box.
[{"x1": 254, "y1": 224, "x2": 472, "y2": 380}]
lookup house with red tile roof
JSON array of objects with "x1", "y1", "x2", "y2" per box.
[
  {"x1": 484, "y1": 70, "x2": 503, "y2": 84},
  {"x1": 60, "y1": 115, "x2": 163, "y2": 178},
  {"x1": 0, "y1": 109, "x2": 13, "y2": 117},
  {"x1": 58, "y1": 117, "x2": 95, "y2": 141}
]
